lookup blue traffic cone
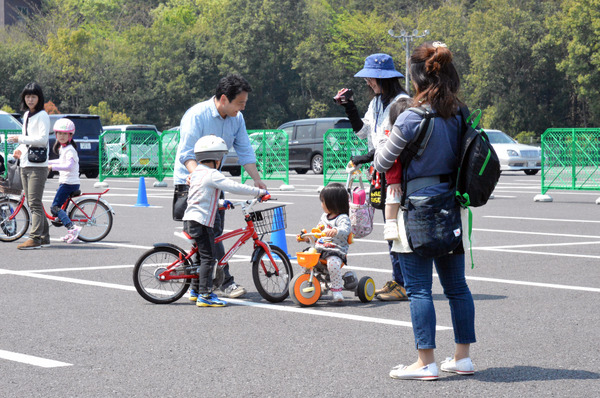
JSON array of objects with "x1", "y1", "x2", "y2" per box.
[
  {"x1": 269, "y1": 207, "x2": 293, "y2": 258},
  {"x1": 134, "y1": 177, "x2": 150, "y2": 207}
]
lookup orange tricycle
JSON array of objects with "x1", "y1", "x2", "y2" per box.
[{"x1": 290, "y1": 229, "x2": 376, "y2": 307}]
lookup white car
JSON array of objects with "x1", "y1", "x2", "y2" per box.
[
  {"x1": 102, "y1": 125, "x2": 161, "y2": 173},
  {"x1": 485, "y1": 129, "x2": 541, "y2": 175}
]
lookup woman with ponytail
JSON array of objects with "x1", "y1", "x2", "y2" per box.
[{"x1": 375, "y1": 42, "x2": 476, "y2": 380}]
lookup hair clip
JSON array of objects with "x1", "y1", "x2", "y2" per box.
[{"x1": 432, "y1": 41, "x2": 447, "y2": 48}]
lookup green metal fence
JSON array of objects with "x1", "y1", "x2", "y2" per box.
[
  {"x1": 323, "y1": 129, "x2": 368, "y2": 186},
  {"x1": 1, "y1": 130, "x2": 21, "y2": 179},
  {"x1": 540, "y1": 128, "x2": 600, "y2": 194},
  {"x1": 160, "y1": 130, "x2": 180, "y2": 178},
  {"x1": 241, "y1": 129, "x2": 289, "y2": 185},
  {"x1": 99, "y1": 130, "x2": 164, "y2": 182}
]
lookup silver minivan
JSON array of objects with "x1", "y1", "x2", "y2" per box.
[{"x1": 277, "y1": 117, "x2": 351, "y2": 174}]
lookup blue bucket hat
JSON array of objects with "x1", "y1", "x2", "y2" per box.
[{"x1": 354, "y1": 53, "x2": 404, "y2": 79}]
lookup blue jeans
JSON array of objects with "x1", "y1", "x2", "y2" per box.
[
  {"x1": 51, "y1": 183, "x2": 80, "y2": 229},
  {"x1": 398, "y1": 252, "x2": 476, "y2": 350},
  {"x1": 389, "y1": 241, "x2": 404, "y2": 287},
  {"x1": 382, "y1": 209, "x2": 404, "y2": 287}
]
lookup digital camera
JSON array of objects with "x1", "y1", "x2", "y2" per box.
[{"x1": 333, "y1": 88, "x2": 353, "y2": 104}]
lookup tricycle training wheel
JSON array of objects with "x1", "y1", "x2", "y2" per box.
[
  {"x1": 357, "y1": 276, "x2": 376, "y2": 303},
  {"x1": 290, "y1": 273, "x2": 321, "y2": 307}
]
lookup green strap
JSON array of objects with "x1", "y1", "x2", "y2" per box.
[
  {"x1": 456, "y1": 190, "x2": 475, "y2": 268},
  {"x1": 479, "y1": 148, "x2": 491, "y2": 176},
  {"x1": 457, "y1": 191, "x2": 471, "y2": 207},
  {"x1": 467, "y1": 109, "x2": 482, "y2": 129},
  {"x1": 466, "y1": 207, "x2": 474, "y2": 269}
]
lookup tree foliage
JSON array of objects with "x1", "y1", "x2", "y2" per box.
[{"x1": 0, "y1": 0, "x2": 598, "y2": 136}]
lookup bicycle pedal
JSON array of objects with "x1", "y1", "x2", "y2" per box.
[{"x1": 302, "y1": 286, "x2": 315, "y2": 293}]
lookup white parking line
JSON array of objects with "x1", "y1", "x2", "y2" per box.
[
  {"x1": 1, "y1": 269, "x2": 437, "y2": 330},
  {"x1": 484, "y1": 215, "x2": 600, "y2": 223},
  {"x1": 474, "y1": 228, "x2": 600, "y2": 239},
  {"x1": 343, "y1": 266, "x2": 600, "y2": 293},
  {"x1": 477, "y1": 247, "x2": 600, "y2": 260},
  {"x1": 0, "y1": 349, "x2": 72, "y2": 368},
  {"x1": 110, "y1": 204, "x2": 164, "y2": 208},
  {"x1": 492, "y1": 189, "x2": 600, "y2": 196},
  {"x1": 463, "y1": 275, "x2": 600, "y2": 293},
  {"x1": 480, "y1": 241, "x2": 600, "y2": 250},
  {"x1": 227, "y1": 299, "x2": 450, "y2": 329}
]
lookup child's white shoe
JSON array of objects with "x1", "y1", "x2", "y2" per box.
[
  {"x1": 65, "y1": 226, "x2": 82, "y2": 244},
  {"x1": 332, "y1": 291, "x2": 344, "y2": 303},
  {"x1": 384, "y1": 220, "x2": 399, "y2": 240}
]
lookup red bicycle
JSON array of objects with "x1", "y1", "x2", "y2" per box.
[
  {"x1": 0, "y1": 187, "x2": 114, "y2": 242},
  {"x1": 133, "y1": 196, "x2": 293, "y2": 304}
]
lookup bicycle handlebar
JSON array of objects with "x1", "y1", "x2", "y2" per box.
[
  {"x1": 296, "y1": 230, "x2": 325, "y2": 242},
  {"x1": 220, "y1": 194, "x2": 272, "y2": 213}
]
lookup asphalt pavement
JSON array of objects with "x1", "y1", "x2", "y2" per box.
[{"x1": 1, "y1": 171, "x2": 599, "y2": 397}]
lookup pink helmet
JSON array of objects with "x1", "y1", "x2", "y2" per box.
[{"x1": 53, "y1": 118, "x2": 75, "y2": 134}]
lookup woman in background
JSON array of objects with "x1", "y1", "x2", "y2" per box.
[{"x1": 9, "y1": 82, "x2": 51, "y2": 250}]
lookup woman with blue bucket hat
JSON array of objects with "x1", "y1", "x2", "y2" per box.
[
  {"x1": 335, "y1": 53, "x2": 409, "y2": 151},
  {"x1": 335, "y1": 53, "x2": 409, "y2": 302}
]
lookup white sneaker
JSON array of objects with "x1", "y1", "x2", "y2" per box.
[
  {"x1": 65, "y1": 226, "x2": 82, "y2": 244},
  {"x1": 440, "y1": 357, "x2": 474, "y2": 375},
  {"x1": 383, "y1": 221, "x2": 399, "y2": 240},
  {"x1": 216, "y1": 283, "x2": 247, "y2": 298},
  {"x1": 389, "y1": 362, "x2": 439, "y2": 380},
  {"x1": 331, "y1": 291, "x2": 344, "y2": 303}
]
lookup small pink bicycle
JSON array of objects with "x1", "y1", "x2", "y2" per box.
[{"x1": 0, "y1": 187, "x2": 114, "y2": 242}]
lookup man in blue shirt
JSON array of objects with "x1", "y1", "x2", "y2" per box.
[{"x1": 174, "y1": 74, "x2": 267, "y2": 299}]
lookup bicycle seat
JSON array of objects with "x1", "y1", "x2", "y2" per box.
[{"x1": 69, "y1": 190, "x2": 81, "y2": 197}]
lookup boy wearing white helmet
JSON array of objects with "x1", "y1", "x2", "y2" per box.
[
  {"x1": 183, "y1": 135, "x2": 268, "y2": 307},
  {"x1": 48, "y1": 118, "x2": 81, "y2": 243}
]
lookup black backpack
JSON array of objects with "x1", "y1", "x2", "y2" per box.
[
  {"x1": 397, "y1": 106, "x2": 499, "y2": 265},
  {"x1": 455, "y1": 107, "x2": 501, "y2": 208}
]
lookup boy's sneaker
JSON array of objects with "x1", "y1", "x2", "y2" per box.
[
  {"x1": 440, "y1": 357, "x2": 475, "y2": 375},
  {"x1": 196, "y1": 293, "x2": 227, "y2": 307},
  {"x1": 65, "y1": 226, "x2": 82, "y2": 244},
  {"x1": 375, "y1": 280, "x2": 398, "y2": 296},
  {"x1": 383, "y1": 220, "x2": 399, "y2": 240},
  {"x1": 377, "y1": 283, "x2": 408, "y2": 301},
  {"x1": 332, "y1": 291, "x2": 344, "y2": 303},
  {"x1": 216, "y1": 283, "x2": 247, "y2": 298},
  {"x1": 189, "y1": 289, "x2": 198, "y2": 302}
]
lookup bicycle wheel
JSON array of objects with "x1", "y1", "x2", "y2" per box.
[
  {"x1": 68, "y1": 198, "x2": 113, "y2": 242},
  {"x1": 0, "y1": 198, "x2": 30, "y2": 242},
  {"x1": 252, "y1": 244, "x2": 293, "y2": 303},
  {"x1": 133, "y1": 246, "x2": 191, "y2": 304}
]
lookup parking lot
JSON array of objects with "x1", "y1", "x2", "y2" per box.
[{"x1": 1, "y1": 171, "x2": 599, "y2": 397}]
